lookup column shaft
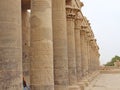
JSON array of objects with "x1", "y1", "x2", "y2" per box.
[
  {"x1": 80, "y1": 30, "x2": 87, "y2": 77},
  {"x1": 91, "y1": 42, "x2": 94, "y2": 72},
  {"x1": 87, "y1": 40, "x2": 90, "y2": 74},
  {"x1": 66, "y1": 13, "x2": 78, "y2": 89},
  {"x1": 0, "y1": 0, "x2": 22, "y2": 90},
  {"x1": 89, "y1": 44, "x2": 92, "y2": 73},
  {"x1": 75, "y1": 19, "x2": 82, "y2": 82},
  {"x1": 92, "y1": 47, "x2": 95, "y2": 71},
  {"x1": 52, "y1": 0, "x2": 69, "y2": 90},
  {"x1": 84, "y1": 35, "x2": 89, "y2": 76},
  {"x1": 30, "y1": 0, "x2": 54, "y2": 90},
  {"x1": 22, "y1": 10, "x2": 30, "y2": 84}
]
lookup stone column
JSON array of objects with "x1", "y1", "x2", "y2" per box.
[
  {"x1": 93, "y1": 43, "x2": 96, "y2": 72},
  {"x1": 89, "y1": 41, "x2": 93, "y2": 74},
  {"x1": 52, "y1": 0, "x2": 69, "y2": 90},
  {"x1": 86, "y1": 32, "x2": 91, "y2": 75},
  {"x1": 22, "y1": 10, "x2": 30, "y2": 84},
  {"x1": 94, "y1": 47, "x2": 97, "y2": 71},
  {"x1": 97, "y1": 53, "x2": 100, "y2": 70},
  {"x1": 80, "y1": 26, "x2": 88, "y2": 77},
  {"x1": 30, "y1": 0, "x2": 54, "y2": 90},
  {"x1": 96, "y1": 47, "x2": 100, "y2": 70},
  {"x1": 81, "y1": 29, "x2": 89, "y2": 86},
  {"x1": 66, "y1": 7, "x2": 79, "y2": 90},
  {"x1": 97, "y1": 51, "x2": 100, "y2": 70},
  {"x1": 91, "y1": 40, "x2": 95, "y2": 72},
  {"x1": 0, "y1": 0, "x2": 22, "y2": 90},
  {"x1": 84, "y1": 32, "x2": 89, "y2": 76},
  {"x1": 80, "y1": 29, "x2": 86, "y2": 77},
  {"x1": 95, "y1": 45, "x2": 99, "y2": 71},
  {"x1": 75, "y1": 17, "x2": 82, "y2": 82},
  {"x1": 89, "y1": 40, "x2": 92, "y2": 72}
]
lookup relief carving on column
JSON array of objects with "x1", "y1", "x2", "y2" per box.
[
  {"x1": 90, "y1": 38, "x2": 94, "y2": 47},
  {"x1": 80, "y1": 25, "x2": 88, "y2": 33},
  {"x1": 66, "y1": 6, "x2": 79, "y2": 19},
  {"x1": 75, "y1": 12, "x2": 83, "y2": 29},
  {"x1": 66, "y1": 0, "x2": 84, "y2": 20}
]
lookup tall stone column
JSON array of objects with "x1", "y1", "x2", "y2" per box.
[
  {"x1": 92, "y1": 43, "x2": 96, "y2": 72},
  {"x1": 89, "y1": 41, "x2": 93, "y2": 74},
  {"x1": 30, "y1": 0, "x2": 54, "y2": 90},
  {"x1": 52, "y1": 0, "x2": 69, "y2": 90},
  {"x1": 80, "y1": 29, "x2": 85, "y2": 77},
  {"x1": 94, "y1": 48, "x2": 97, "y2": 71},
  {"x1": 22, "y1": 10, "x2": 30, "y2": 84},
  {"x1": 66, "y1": 7, "x2": 79, "y2": 90},
  {"x1": 96, "y1": 47, "x2": 100, "y2": 70},
  {"x1": 97, "y1": 53, "x2": 100, "y2": 70},
  {"x1": 95, "y1": 45, "x2": 99, "y2": 71},
  {"x1": 80, "y1": 26, "x2": 88, "y2": 77},
  {"x1": 97, "y1": 50, "x2": 100, "y2": 70},
  {"x1": 91, "y1": 40, "x2": 94, "y2": 72},
  {"x1": 84, "y1": 32, "x2": 89, "y2": 76},
  {"x1": 0, "y1": 0, "x2": 22, "y2": 90},
  {"x1": 86, "y1": 33, "x2": 91, "y2": 74},
  {"x1": 75, "y1": 17, "x2": 82, "y2": 82}
]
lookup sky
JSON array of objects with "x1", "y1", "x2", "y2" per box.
[{"x1": 80, "y1": 0, "x2": 120, "y2": 65}]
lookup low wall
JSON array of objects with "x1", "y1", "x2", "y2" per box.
[{"x1": 100, "y1": 66, "x2": 120, "y2": 74}]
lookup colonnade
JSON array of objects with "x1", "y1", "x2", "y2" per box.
[{"x1": 0, "y1": 0, "x2": 100, "y2": 90}]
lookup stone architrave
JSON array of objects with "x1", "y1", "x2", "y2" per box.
[
  {"x1": 52, "y1": 0, "x2": 69, "y2": 90},
  {"x1": 22, "y1": 10, "x2": 30, "y2": 84},
  {"x1": 30, "y1": 0, "x2": 54, "y2": 90},
  {"x1": 0, "y1": 0, "x2": 23, "y2": 90}
]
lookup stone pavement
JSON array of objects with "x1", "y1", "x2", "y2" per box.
[{"x1": 85, "y1": 73, "x2": 120, "y2": 90}]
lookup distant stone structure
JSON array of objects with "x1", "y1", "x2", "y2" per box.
[
  {"x1": 114, "y1": 60, "x2": 120, "y2": 67},
  {"x1": 0, "y1": 0, "x2": 100, "y2": 90}
]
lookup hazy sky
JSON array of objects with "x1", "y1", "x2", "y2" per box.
[{"x1": 80, "y1": 0, "x2": 120, "y2": 65}]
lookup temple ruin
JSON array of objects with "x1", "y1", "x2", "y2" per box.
[{"x1": 0, "y1": 0, "x2": 100, "y2": 90}]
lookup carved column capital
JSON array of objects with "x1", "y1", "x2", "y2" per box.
[
  {"x1": 75, "y1": 12, "x2": 84, "y2": 30},
  {"x1": 80, "y1": 25, "x2": 88, "y2": 33},
  {"x1": 66, "y1": 5, "x2": 75, "y2": 19},
  {"x1": 66, "y1": 5, "x2": 80, "y2": 19},
  {"x1": 90, "y1": 38, "x2": 95, "y2": 47},
  {"x1": 87, "y1": 32, "x2": 91, "y2": 38},
  {"x1": 75, "y1": 16, "x2": 83, "y2": 22}
]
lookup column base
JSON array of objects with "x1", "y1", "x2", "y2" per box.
[
  {"x1": 81, "y1": 76, "x2": 89, "y2": 87},
  {"x1": 69, "y1": 85, "x2": 80, "y2": 90},
  {"x1": 55, "y1": 85, "x2": 68, "y2": 90},
  {"x1": 82, "y1": 79, "x2": 89, "y2": 87},
  {"x1": 88, "y1": 71, "x2": 100, "y2": 82},
  {"x1": 78, "y1": 82, "x2": 85, "y2": 90}
]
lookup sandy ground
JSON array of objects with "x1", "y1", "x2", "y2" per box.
[{"x1": 85, "y1": 73, "x2": 120, "y2": 90}]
